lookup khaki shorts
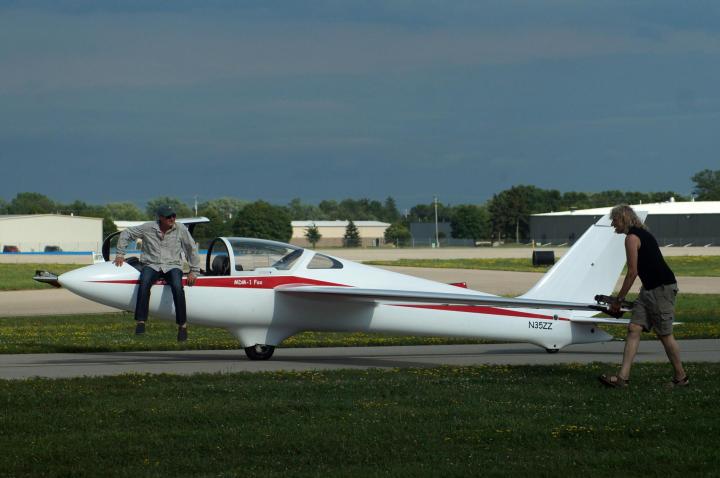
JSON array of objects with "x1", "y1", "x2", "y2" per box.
[{"x1": 631, "y1": 283, "x2": 678, "y2": 336}]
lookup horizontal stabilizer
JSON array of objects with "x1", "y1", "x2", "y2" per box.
[
  {"x1": 569, "y1": 317, "x2": 629, "y2": 325},
  {"x1": 569, "y1": 317, "x2": 683, "y2": 326}
]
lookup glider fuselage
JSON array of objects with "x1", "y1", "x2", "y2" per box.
[{"x1": 58, "y1": 248, "x2": 611, "y2": 351}]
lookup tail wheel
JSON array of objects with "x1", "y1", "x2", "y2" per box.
[{"x1": 244, "y1": 344, "x2": 275, "y2": 360}]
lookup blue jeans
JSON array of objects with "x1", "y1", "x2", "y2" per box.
[{"x1": 135, "y1": 266, "x2": 187, "y2": 325}]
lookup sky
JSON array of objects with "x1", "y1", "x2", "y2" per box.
[{"x1": 1, "y1": 0, "x2": 719, "y2": 211}]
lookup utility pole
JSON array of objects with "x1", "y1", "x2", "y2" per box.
[
  {"x1": 434, "y1": 195, "x2": 439, "y2": 248},
  {"x1": 194, "y1": 195, "x2": 198, "y2": 216}
]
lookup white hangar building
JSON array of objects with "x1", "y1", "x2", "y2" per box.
[
  {"x1": 530, "y1": 201, "x2": 720, "y2": 246},
  {"x1": 291, "y1": 221, "x2": 391, "y2": 248},
  {"x1": 0, "y1": 214, "x2": 103, "y2": 253}
]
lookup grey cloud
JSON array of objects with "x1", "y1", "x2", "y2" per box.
[
  {"x1": 1, "y1": 2, "x2": 719, "y2": 208},
  {"x1": 3, "y1": 7, "x2": 720, "y2": 94}
]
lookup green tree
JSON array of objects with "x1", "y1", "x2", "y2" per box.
[
  {"x1": 692, "y1": 169, "x2": 720, "y2": 200},
  {"x1": 343, "y1": 220, "x2": 361, "y2": 247},
  {"x1": 103, "y1": 217, "x2": 118, "y2": 236},
  {"x1": 643, "y1": 191, "x2": 686, "y2": 203},
  {"x1": 287, "y1": 198, "x2": 323, "y2": 220},
  {"x1": 199, "y1": 197, "x2": 247, "y2": 222},
  {"x1": 384, "y1": 222, "x2": 411, "y2": 246},
  {"x1": 194, "y1": 205, "x2": 233, "y2": 247},
  {"x1": 581, "y1": 190, "x2": 686, "y2": 209},
  {"x1": 364, "y1": 199, "x2": 385, "y2": 220},
  {"x1": 338, "y1": 199, "x2": 375, "y2": 220},
  {"x1": 105, "y1": 202, "x2": 147, "y2": 220},
  {"x1": 59, "y1": 200, "x2": 91, "y2": 216},
  {"x1": 407, "y1": 202, "x2": 454, "y2": 223},
  {"x1": 0, "y1": 199, "x2": 8, "y2": 214},
  {"x1": 146, "y1": 197, "x2": 193, "y2": 218},
  {"x1": 318, "y1": 200, "x2": 340, "y2": 219},
  {"x1": 451, "y1": 205, "x2": 490, "y2": 242},
  {"x1": 382, "y1": 196, "x2": 401, "y2": 223},
  {"x1": 487, "y1": 186, "x2": 538, "y2": 242},
  {"x1": 304, "y1": 224, "x2": 322, "y2": 248},
  {"x1": 232, "y1": 201, "x2": 292, "y2": 242},
  {"x1": 560, "y1": 191, "x2": 591, "y2": 210},
  {"x1": 8, "y1": 192, "x2": 55, "y2": 214}
]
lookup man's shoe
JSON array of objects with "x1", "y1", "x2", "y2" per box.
[
  {"x1": 667, "y1": 375, "x2": 690, "y2": 389},
  {"x1": 177, "y1": 326, "x2": 188, "y2": 342},
  {"x1": 135, "y1": 322, "x2": 146, "y2": 335}
]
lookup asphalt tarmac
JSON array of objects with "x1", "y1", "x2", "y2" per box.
[{"x1": 2, "y1": 340, "x2": 719, "y2": 379}]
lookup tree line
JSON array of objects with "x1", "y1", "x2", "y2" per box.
[{"x1": 2, "y1": 169, "x2": 718, "y2": 246}]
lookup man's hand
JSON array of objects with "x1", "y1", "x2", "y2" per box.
[
  {"x1": 113, "y1": 256, "x2": 125, "y2": 267},
  {"x1": 608, "y1": 299, "x2": 622, "y2": 316},
  {"x1": 187, "y1": 272, "x2": 197, "y2": 286}
]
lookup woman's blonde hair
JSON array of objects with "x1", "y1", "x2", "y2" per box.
[{"x1": 610, "y1": 204, "x2": 645, "y2": 233}]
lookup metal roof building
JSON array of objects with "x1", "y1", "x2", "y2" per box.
[
  {"x1": 0, "y1": 214, "x2": 103, "y2": 253},
  {"x1": 530, "y1": 201, "x2": 720, "y2": 246},
  {"x1": 409, "y1": 222, "x2": 475, "y2": 247}
]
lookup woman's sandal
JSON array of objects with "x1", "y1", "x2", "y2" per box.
[
  {"x1": 667, "y1": 376, "x2": 690, "y2": 388},
  {"x1": 599, "y1": 374, "x2": 629, "y2": 388}
]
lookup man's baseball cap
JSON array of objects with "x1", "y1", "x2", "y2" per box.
[{"x1": 157, "y1": 205, "x2": 176, "y2": 217}]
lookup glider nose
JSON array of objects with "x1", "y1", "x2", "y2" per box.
[
  {"x1": 57, "y1": 262, "x2": 140, "y2": 308},
  {"x1": 58, "y1": 266, "x2": 92, "y2": 294},
  {"x1": 58, "y1": 262, "x2": 138, "y2": 294}
]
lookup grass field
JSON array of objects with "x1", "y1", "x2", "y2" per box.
[
  {"x1": 0, "y1": 263, "x2": 82, "y2": 291},
  {"x1": 1, "y1": 364, "x2": 718, "y2": 477},
  {"x1": 365, "y1": 255, "x2": 720, "y2": 276},
  {"x1": 1, "y1": 294, "x2": 717, "y2": 354}
]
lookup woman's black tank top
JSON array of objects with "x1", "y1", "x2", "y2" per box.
[{"x1": 628, "y1": 226, "x2": 676, "y2": 290}]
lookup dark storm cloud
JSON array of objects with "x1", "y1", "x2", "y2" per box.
[{"x1": 1, "y1": 1, "x2": 719, "y2": 208}]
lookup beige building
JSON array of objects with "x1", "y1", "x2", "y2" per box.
[
  {"x1": 291, "y1": 220, "x2": 390, "y2": 248},
  {"x1": 0, "y1": 214, "x2": 103, "y2": 253}
]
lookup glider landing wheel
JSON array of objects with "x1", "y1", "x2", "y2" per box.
[
  {"x1": 245, "y1": 344, "x2": 275, "y2": 361},
  {"x1": 545, "y1": 348, "x2": 560, "y2": 354}
]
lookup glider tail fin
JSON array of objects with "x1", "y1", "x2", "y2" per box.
[{"x1": 520, "y1": 212, "x2": 646, "y2": 304}]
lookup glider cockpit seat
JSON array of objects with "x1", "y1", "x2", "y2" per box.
[{"x1": 211, "y1": 255, "x2": 231, "y2": 276}]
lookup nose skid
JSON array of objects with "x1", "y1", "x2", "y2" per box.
[{"x1": 33, "y1": 270, "x2": 61, "y2": 288}]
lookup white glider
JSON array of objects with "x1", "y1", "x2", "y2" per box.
[{"x1": 36, "y1": 214, "x2": 631, "y2": 360}]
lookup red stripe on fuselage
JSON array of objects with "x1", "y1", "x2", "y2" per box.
[
  {"x1": 392, "y1": 304, "x2": 570, "y2": 321},
  {"x1": 89, "y1": 276, "x2": 347, "y2": 289},
  {"x1": 86, "y1": 278, "x2": 569, "y2": 321}
]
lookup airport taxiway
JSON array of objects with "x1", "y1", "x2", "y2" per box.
[{"x1": 2, "y1": 340, "x2": 719, "y2": 379}]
